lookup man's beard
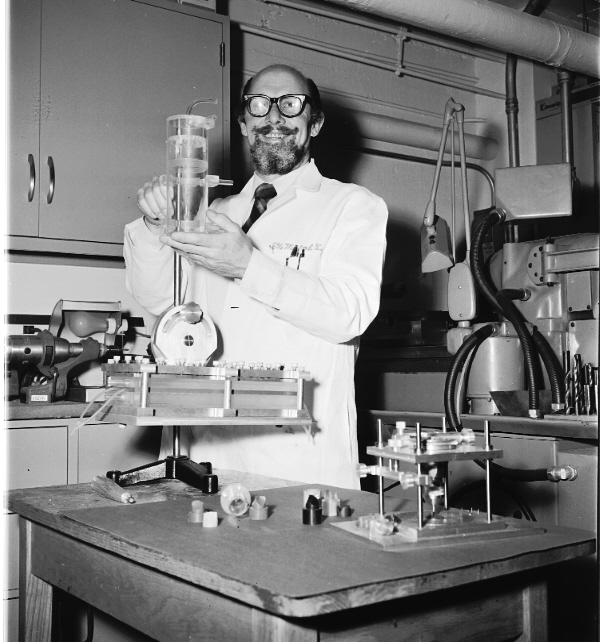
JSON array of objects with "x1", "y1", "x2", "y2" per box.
[{"x1": 249, "y1": 124, "x2": 308, "y2": 175}]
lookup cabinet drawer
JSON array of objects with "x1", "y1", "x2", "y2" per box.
[{"x1": 6, "y1": 426, "x2": 68, "y2": 489}]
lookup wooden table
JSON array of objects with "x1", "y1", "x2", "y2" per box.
[{"x1": 9, "y1": 471, "x2": 595, "y2": 642}]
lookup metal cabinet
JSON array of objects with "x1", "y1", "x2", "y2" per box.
[
  {"x1": 3, "y1": 418, "x2": 162, "y2": 640},
  {"x1": 8, "y1": 0, "x2": 230, "y2": 257}
]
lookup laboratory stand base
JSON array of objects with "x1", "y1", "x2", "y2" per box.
[{"x1": 107, "y1": 455, "x2": 218, "y2": 494}]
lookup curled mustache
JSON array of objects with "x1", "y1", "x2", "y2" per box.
[{"x1": 252, "y1": 124, "x2": 298, "y2": 137}]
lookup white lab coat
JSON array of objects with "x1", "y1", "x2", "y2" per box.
[{"x1": 124, "y1": 160, "x2": 388, "y2": 489}]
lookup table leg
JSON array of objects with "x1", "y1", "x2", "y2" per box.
[
  {"x1": 19, "y1": 518, "x2": 53, "y2": 642},
  {"x1": 520, "y1": 574, "x2": 549, "y2": 642}
]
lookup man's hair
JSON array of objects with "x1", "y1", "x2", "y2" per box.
[{"x1": 236, "y1": 65, "x2": 323, "y2": 127}]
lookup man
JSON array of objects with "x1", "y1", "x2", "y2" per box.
[{"x1": 124, "y1": 64, "x2": 387, "y2": 489}]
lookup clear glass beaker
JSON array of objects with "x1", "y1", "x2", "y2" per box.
[{"x1": 166, "y1": 113, "x2": 216, "y2": 233}]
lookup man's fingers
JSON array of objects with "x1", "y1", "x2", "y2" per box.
[
  {"x1": 152, "y1": 180, "x2": 168, "y2": 211},
  {"x1": 137, "y1": 186, "x2": 156, "y2": 218},
  {"x1": 144, "y1": 215, "x2": 163, "y2": 227},
  {"x1": 206, "y1": 209, "x2": 239, "y2": 233},
  {"x1": 144, "y1": 183, "x2": 161, "y2": 214}
]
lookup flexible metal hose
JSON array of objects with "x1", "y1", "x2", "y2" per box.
[
  {"x1": 532, "y1": 327, "x2": 566, "y2": 410},
  {"x1": 470, "y1": 210, "x2": 541, "y2": 414},
  {"x1": 474, "y1": 458, "x2": 550, "y2": 482},
  {"x1": 444, "y1": 324, "x2": 495, "y2": 431},
  {"x1": 443, "y1": 323, "x2": 551, "y2": 480}
]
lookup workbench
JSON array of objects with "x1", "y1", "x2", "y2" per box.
[{"x1": 8, "y1": 472, "x2": 595, "y2": 642}]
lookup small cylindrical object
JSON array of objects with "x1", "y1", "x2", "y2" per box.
[
  {"x1": 297, "y1": 377, "x2": 304, "y2": 411},
  {"x1": 223, "y1": 379, "x2": 232, "y2": 410},
  {"x1": 188, "y1": 500, "x2": 205, "y2": 523},
  {"x1": 322, "y1": 490, "x2": 340, "y2": 517},
  {"x1": 140, "y1": 371, "x2": 149, "y2": 408},
  {"x1": 302, "y1": 495, "x2": 322, "y2": 525},
  {"x1": 416, "y1": 423, "x2": 423, "y2": 454},
  {"x1": 417, "y1": 463, "x2": 423, "y2": 529},
  {"x1": 202, "y1": 511, "x2": 219, "y2": 528},
  {"x1": 249, "y1": 496, "x2": 268, "y2": 520}
]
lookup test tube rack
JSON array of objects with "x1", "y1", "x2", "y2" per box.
[{"x1": 100, "y1": 361, "x2": 311, "y2": 426}]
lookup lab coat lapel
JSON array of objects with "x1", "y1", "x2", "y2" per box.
[{"x1": 233, "y1": 177, "x2": 258, "y2": 225}]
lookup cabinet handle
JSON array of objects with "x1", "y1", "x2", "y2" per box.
[
  {"x1": 28, "y1": 154, "x2": 36, "y2": 202},
  {"x1": 47, "y1": 156, "x2": 55, "y2": 204}
]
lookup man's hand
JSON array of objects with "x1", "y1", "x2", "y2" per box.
[
  {"x1": 160, "y1": 209, "x2": 254, "y2": 279},
  {"x1": 137, "y1": 175, "x2": 170, "y2": 236}
]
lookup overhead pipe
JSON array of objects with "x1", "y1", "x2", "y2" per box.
[
  {"x1": 322, "y1": 0, "x2": 600, "y2": 79},
  {"x1": 557, "y1": 70, "x2": 575, "y2": 166},
  {"x1": 506, "y1": 0, "x2": 545, "y2": 169},
  {"x1": 342, "y1": 108, "x2": 498, "y2": 160},
  {"x1": 263, "y1": 0, "x2": 507, "y2": 63}
]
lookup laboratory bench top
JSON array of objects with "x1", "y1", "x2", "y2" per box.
[
  {"x1": 5, "y1": 399, "x2": 102, "y2": 421},
  {"x1": 8, "y1": 471, "x2": 596, "y2": 642},
  {"x1": 360, "y1": 408, "x2": 599, "y2": 441}
]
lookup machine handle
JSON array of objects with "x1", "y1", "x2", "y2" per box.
[
  {"x1": 47, "y1": 156, "x2": 55, "y2": 204},
  {"x1": 27, "y1": 154, "x2": 36, "y2": 202}
]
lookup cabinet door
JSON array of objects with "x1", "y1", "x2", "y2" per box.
[
  {"x1": 7, "y1": 0, "x2": 42, "y2": 236},
  {"x1": 38, "y1": 0, "x2": 227, "y2": 244},
  {"x1": 77, "y1": 423, "x2": 162, "y2": 483},
  {"x1": 6, "y1": 426, "x2": 69, "y2": 489}
]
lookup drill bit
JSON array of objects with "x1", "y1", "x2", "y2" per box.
[
  {"x1": 585, "y1": 364, "x2": 596, "y2": 415},
  {"x1": 563, "y1": 351, "x2": 573, "y2": 415},
  {"x1": 573, "y1": 354, "x2": 583, "y2": 415}
]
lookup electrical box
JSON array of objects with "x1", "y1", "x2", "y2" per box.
[{"x1": 536, "y1": 82, "x2": 600, "y2": 215}]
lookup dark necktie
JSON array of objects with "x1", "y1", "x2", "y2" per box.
[{"x1": 242, "y1": 183, "x2": 277, "y2": 233}]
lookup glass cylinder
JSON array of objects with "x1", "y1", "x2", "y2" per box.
[{"x1": 166, "y1": 114, "x2": 216, "y2": 233}]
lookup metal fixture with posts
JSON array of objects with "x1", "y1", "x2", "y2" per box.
[{"x1": 333, "y1": 419, "x2": 554, "y2": 548}]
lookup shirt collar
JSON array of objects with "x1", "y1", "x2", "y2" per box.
[{"x1": 251, "y1": 159, "x2": 319, "y2": 196}]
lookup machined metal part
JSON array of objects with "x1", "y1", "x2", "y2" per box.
[
  {"x1": 101, "y1": 362, "x2": 313, "y2": 425},
  {"x1": 6, "y1": 330, "x2": 106, "y2": 402}
]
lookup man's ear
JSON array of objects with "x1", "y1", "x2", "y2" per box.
[
  {"x1": 310, "y1": 115, "x2": 324, "y2": 138},
  {"x1": 239, "y1": 119, "x2": 248, "y2": 138}
]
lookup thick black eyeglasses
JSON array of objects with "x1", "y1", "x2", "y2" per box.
[{"x1": 243, "y1": 94, "x2": 313, "y2": 118}]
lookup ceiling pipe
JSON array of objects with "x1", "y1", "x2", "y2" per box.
[
  {"x1": 557, "y1": 70, "x2": 575, "y2": 166},
  {"x1": 506, "y1": 0, "x2": 545, "y2": 169},
  {"x1": 322, "y1": 0, "x2": 600, "y2": 79}
]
